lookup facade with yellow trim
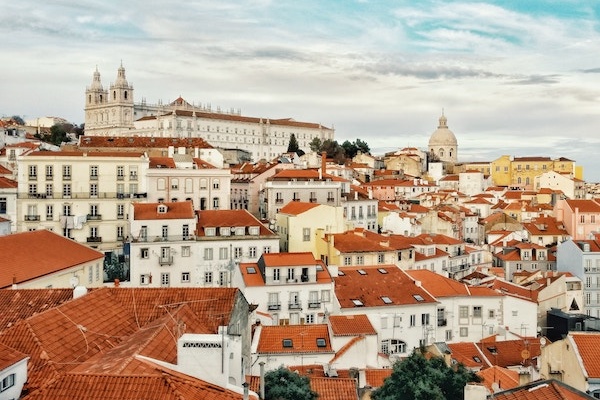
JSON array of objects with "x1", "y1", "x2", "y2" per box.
[{"x1": 490, "y1": 156, "x2": 576, "y2": 189}]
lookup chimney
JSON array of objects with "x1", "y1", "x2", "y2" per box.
[
  {"x1": 320, "y1": 151, "x2": 326, "y2": 180},
  {"x1": 259, "y1": 361, "x2": 266, "y2": 399}
]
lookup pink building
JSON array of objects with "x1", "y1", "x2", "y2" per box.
[{"x1": 554, "y1": 199, "x2": 600, "y2": 240}]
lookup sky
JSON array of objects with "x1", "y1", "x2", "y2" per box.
[{"x1": 3, "y1": 1, "x2": 600, "y2": 181}]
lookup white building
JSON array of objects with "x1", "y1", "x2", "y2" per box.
[
  {"x1": 84, "y1": 65, "x2": 335, "y2": 161},
  {"x1": 0, "y1": 343, "x2": 28, "y2": 400},
  {"x1": 236, "y1": 252, "x2": 335, "y2": 326},
  {"x1": 557, "y1": 237, "x2": 600, "y2": 318}
]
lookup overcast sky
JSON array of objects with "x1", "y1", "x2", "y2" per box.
[{"x1": 3, "y1": 1, "x2": 600, "y2": 181}]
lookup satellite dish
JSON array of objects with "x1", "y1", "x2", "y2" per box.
[{"x1": 69, "y1": 276, "x2": 79, "y2": 287}]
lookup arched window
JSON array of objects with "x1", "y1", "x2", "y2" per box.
[
  {"x1": 517, "y1": 177, "x2": 522, "y2": 184},
  {"x1": 113, "y1": 91, "x2": 116, "y2": 100},
  {"x1": 124, "y1": 91, "x2": 128, "y2": 100},
  {"x1": 439, "y1": 149, "x2": 444, "y2": 158}
]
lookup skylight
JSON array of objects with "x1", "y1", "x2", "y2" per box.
[
  {"x1": 351, "y1": 299, "x2": 364, "y2": 307},
  {"x1": 357, "y1": 269, "x2": 367, "y2": 275},
  {"x1": 377, "y1": 268, "x2": 388, "y2": 274},
  {"x1": 381, "y1": 296, "x2": 392, "y2": 304},
  {"x1": 282, "y1": 339, "x2": 293, "y2": 348},
  {"x1": 413, "y1": 294, "x2": 425, "y2": 302},
  {"x1": 316, "y1": 338, "x2": 326, "y2": 347},
  {"x1": 247, "y1": 267, "x2": 256, "y2": 274},
  {"x1": 338, "y1": 271, "x2": 345, "y2": 276}
]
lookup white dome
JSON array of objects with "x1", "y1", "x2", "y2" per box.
[{"x1": 428, "y1": 114, "x2": 457, "y2": 147}]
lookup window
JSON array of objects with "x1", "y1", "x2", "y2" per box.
[
  {"x1": 204, "y1": 271, "x2": 213, "y2": 284},
  {"x1": 410, "y1": 314, "x2": 416, "y2": 326},
  {"x1": 343, "y1": 256, "x2": 351, "y2": 266},
  {"x1": 90, "y1": 165, "x2": 98, "y2": 178},
  {"x1": 489, "y1": 310, "x2": 495, "y2": 319},
  {"x1": 88, "y1": 265, "x2": 93, "y2": 283},
  {"x1": 321, "y1": 290, "x2": 331, "y2": 303},
  {"x1": 1, "y1": 373, "x2": 15, "y2": 392},
  {"x1": 141, "y1": 248, "x2": 149, "y2": 259},
  {"x1": 445, "y1": 330, "x2": 453, "y2": 341},
  {"x1": 171, "y1": 178, "x2": 179, "y2": 189},
  {"x1": 581, "y1": 215, "x2": 585, "y2": 223},
  {"x1": 263, "y1": 246, "x2": 271, "y2": 253},
  {"x1": 0, "y1": 197, "x2": 6, "y2": 214},
  {"x1": 46, "y1": 165, "x2": 53, "y2": 178},
  {"x1": 459, "y1": 306, "x2": 469, "y2": 318},
  {"x1": 460, "y1": 327, "x2": 468, "y2": 337},
  {"x1": 181, "y1": 246, "x2": 191, "y2": 257},
  {"x1": 213, "y1": 179, "x2": 220, "y2": 189},
  {"x1": 473, "y1": 306, "x2": 482, "y2": 318},
  {"x1": 28, "y1": 184, "x2": 37, "y2": 195},
  {"x1": 213, "y1": 197, "x2": 220, "y2": 209},
  {"x1": 219, "y1": 271, "x2": 228, "y2": 286},
  {"x1": 161, "y1": 272, "x2": 170, "y2": 287},
  {"x1": 46, "y1": 204, "x2": 53, "y2": 219},
  {"x1": 378, "y1": 253, "x2": 385, "y2": 264},
  {"x1": 63, "y1": 183, "x2": 71, "y2": 197},
  {"x1": 421, "y1": 313, "x2": 430, "y2": 326},
  {"x1": 29, "y1": 165, "x2": 37, "y2": 178},
  {"x1": 182, "y1": 224, "x2": 189, "y2": 238},
  {"x1": 219, "y1": 247, "x2": 228, "y2": 260},
  {"x1": 46, "y1": 183, "x2": 53, "y2": 196},
  {"x1": 249, "y1": 246, "x2": 257, "y2": 258},
  {"x1": 63, "y1": 204, "x2": 72, "y2": 216},
  {"x1": 234, "y1": 247, "x2": 242, "y2": 258},
  {"x1": 393, "y1": 314, "x2": 402, "y2": 327},
  {"x1": 303, "y1": 227, "x2": 311, "y2": 241},
  {"x1": 116, "y1": 226, "x2": 124, "y2": 239},
  {"x1": 356, "y1": 255, "x2": 364, "y2": 265},
  {"x1": 117, "y1": 204, "x2": 124, "y2": 219},
  {"x1": 287, "y1": 268, "x2": 295, "y2": 281},
  {"x1": 181, "y1": 272, "x2": 190, "y2": 283},
  {"x1": 200, "y1": 178, "x2": 207, "y2": 189},
  {"x1": 117, "y1": 165, "x2": 124, "y2": 179},
  {"x1": 204, "y1": 248, "x2": 213, "y2": 260},
  {"x1": 63, "y1": 165, "x2": 71, "y2": 178}
]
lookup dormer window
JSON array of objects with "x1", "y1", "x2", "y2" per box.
[
  {"x1": 220, "y1": 227, "x2": 231, "y2": 236},
  {"x1": 249, "y1": 226, "x2": 260, "y2": 235},
  {"x1": 205, "y1": 227, "x2": 216, "y2": 236},
  {"x1": 234, "y1": 227, "x2": 245, "y2": 236},
  {"x1": 157, "y1": 204, "x2": 168, "y2": 213}
]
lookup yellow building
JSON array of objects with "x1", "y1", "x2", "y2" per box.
[{"x1": 490, "y1": 155, "x2": 575, "y2": 189}]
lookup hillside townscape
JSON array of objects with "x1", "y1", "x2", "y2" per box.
[{"x1": 1, "y1": 64, "x2": 600, "y2": 400}]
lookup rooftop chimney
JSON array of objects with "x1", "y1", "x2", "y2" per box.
[{"x1": 320, "y1": 151, "x2": 326, "y2": 180}]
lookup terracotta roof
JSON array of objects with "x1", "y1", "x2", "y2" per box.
[
  {"x1": 492, "y1": 379, "x2": 591, "y2": 400},
  {"x1": 196, "y1": 209, "x2": 275, "y2": 236},
  {"x1": 149, "y1": 157, "x2": 176, "y2": 168},
  {"x1": 239, "y1": 256, "x2": 332, "y2": 287},
  {"x1": 22, "y1": 367, "x2": 256, "y2": 400},
  {"x1": 256, "y1": 324, "x2": 333, "y2": 354},
  {"x1": 0, "y1": 289, "x2": 75, "y2": 332},
  {"x1": 447, "y1": 342, "x2": 489, "y2": 369},
  {"x1": 0, "y1": 230, "x2": 104, "y2": 288},
  {"x1": 491, "y1": 280, "x2": 538, "y2": 302},
  {"x1": 476, "y1": 366, "x2": 519, "y2": 393},
  {"x1": 565, "y1": 199, "x2": 600, "y2": 213},
  {"x1": 0, "y1": 342, "x2": 28, "y2": 371},
  {"x1": 335, "y1": 265, "x2": 437, "y2": 308},
  {"x1": 279, "y1": 201, "x2": 321, "y2": 215},
  {"x1": 328, "y1": 314, "x2": 377, "y2": 336},
  {"x1": 0, "y1": 176, "x2": 17, "y2": 188},
  {"x1": 364, "y1": 369, "x2": 393, "y2": 388},
  {"x1": 270, "y1": 169, "x2": 347, "y2": 182},
  {"x1": 79, "y1": 136, "x2": 213, "y2": 149},
  {"x1": 570, "y1": 332, "x2": 600, "y2": 378},
  {"x1": 0, "y1": 287, "x2": 240, "y2": 393},
  {"x1": 133, "y1": 201, "x2": 195, "y2": 220},
  {"x1": 309, "y1": 377, "x2": 359, "y2": 400},
  {"x1": 407, "y1": 270, "x2": 499, "y2": 298},
  {"x1": 27, "y1": 150, "x2": 146, "y2": 158},
  {"x1": 262, "y1": 252, "x2": 317, "y2": 267},
  {"x1": 477, "y1": 337, "x2": 541, "y2": 368}
]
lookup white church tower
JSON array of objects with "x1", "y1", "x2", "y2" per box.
[
  {"x1": 84, "y1": 63, "x2": 135, "y2": 136},
  {"x1": 428, "y1": 111, "x2": 458, "y2": 164}
]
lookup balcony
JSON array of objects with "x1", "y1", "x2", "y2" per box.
[
  {"x1": 87, "y1": 236, "x2": 102, "y2": 243},
  {"x1": 87, "y1": 214, "x2": 102, "y2": 221},
  {"x1": 308, "y1": 301, "x2": 321, "y2": 309},
  {"x1": 267, "y1": 303, "x2": 281, "y2": 311},
  {"x1": 90, "y1": 175, "x2": 98, "y2": 181},
  {"x1": 327, "y1": 197, "x2": 335, "y2": 203},
  {"x1": 159, "y1": 256, "x2": 174, "y2": 266},
  {"x1": 129, "y1": 174, "x2": 138, "y2": 181},
  {"x1": 309, "y1": 197, "x2": 317, "y2": 203},
  {"x1": 46, "y1": 175, "x2": 53, "y2": 180},
  {"x1": 25, "y1": 215, "x2": 40, "y2": 221},
  {"x1": 288, "y1": 302, "x2": 302, "y2": 310},
  {"x1": 437, "y1": 319, "x2": 447, "y2": 327},
  {"x1": 275, "y1": 198, "x2": 284, "y2": 204},
  {"x1": 63, "y1": 175, "x2": 71, "y2": 181},
  {"x1": 117, "y1": 175, "x2": 124, "y2": 181},
  {"x1": 28, "y1": 175, "x2": 37, "y2": 181},
  {"x1": 117, "y1": 213, "x2": 124, "y2": 220}
]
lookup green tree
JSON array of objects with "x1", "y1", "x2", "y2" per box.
[
  {"x1": 287, "y1": 133, "x2": 300, "y2": 153},
  {"x1": 341, "y1": 140, "x2": 358, "y2": 159},
  {"x1": 309, "y1": 137, "x2": 322, "y2": 152},
  {"x1": 320, "y1": 139, "x2": 345, "y2": 164},
  {"x1": 11, "y1": 115, "x2": 25, "y2": 125},
  {"x1": 355, "y1": 138, "x2": 370, "y2": 154},
  {"x1": 264, "y1": 367, "x2": 318, "y2": 400},
  {"x1": 372, "y1": 352, "x2": 480, "y2": 400}
]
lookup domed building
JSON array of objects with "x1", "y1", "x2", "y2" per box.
[{"x1": 428, "y1": 112, "x2": 458, "y2": 164}]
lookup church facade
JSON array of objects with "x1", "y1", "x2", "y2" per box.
[{"x1": 84, "y1": 65, "x2": 335, "y2": 162}]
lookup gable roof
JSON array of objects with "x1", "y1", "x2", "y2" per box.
[
  {"x1": 0, "y1": 289, "x2": 75, "y2": 332},
  {"x1": 328, "y1": 314, "x2": 377, "y2": 336},
  {"x1": 407, "y1": 270, "x2": 500, "y2": 298},
  {"x1": 476, "y1": 366, "x2": 519, "y2": 393},
  {"x1": 279, "y1": 201, "x2": 321, "y2": 215},
  {"x1": 492, "y1": 379, "x2": 593, "y2": 400},
  {"x1": 0, "y1": 230, "x2": 104, "y2": 288},
  {"x1": 196, "y1": 209, "x2": 275, "y2": 236},
  {"x1": 309, "y1": 377, "x2": 359, "y2": 400},
  {"x1": 78, "y1": 136, "x2": 213, "y2": 149},
  {"x1": 570, "y1": 332, "x2": 600, "y2": 378},
  {"x1": 0, "y1": 287, "x2": 240, "y2": 393},
  {"x1": 256, "y1": 324, "x2": 333, "y2": 354},
  {"x1": 335, "y1": 265, "x2": 437, "y2": 308}
]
